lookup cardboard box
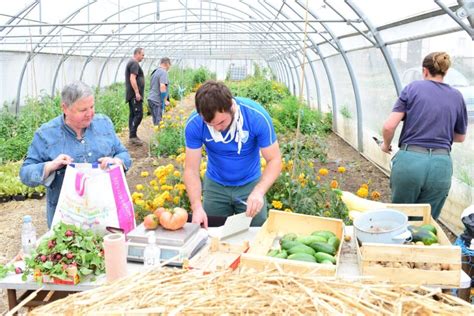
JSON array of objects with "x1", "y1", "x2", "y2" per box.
[
  {"x1": 356, "y1": 203, "x2": 462, "y2": 287},
  {"x1": 240, "y1": 210, "x2": 344, "y2": 275},
  {"x1": 186, "y1": 238, "x2": 249, "y2": 274}
]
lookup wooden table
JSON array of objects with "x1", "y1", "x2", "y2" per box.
[{"x1": 0, "y1": 226, "x2": 470, "y2": 312}]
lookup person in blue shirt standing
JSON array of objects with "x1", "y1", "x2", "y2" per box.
[
  {"x1": 148, "y1": 57, "x2": 171, "y2": 126},
  {"x1": 381, "y1": 52, "x2": 468, "y2": 219},
  {"x1": 20, "y1": 81, "x2": 132, "y2": 228},
  {"x1": 184, "y1": 81, "x2": 282, "y2": 227}
]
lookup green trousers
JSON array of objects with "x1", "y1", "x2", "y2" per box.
[
  {"x1": 390, "y1": 150, "x2": 452, "y2": 219},
  {"x1": 202, "y1": 176, "x2": 268, "y2": 226}
]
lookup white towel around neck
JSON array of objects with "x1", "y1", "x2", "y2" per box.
[{"x1": 206, "y1": 100, "x2": 247, "y2": 154}]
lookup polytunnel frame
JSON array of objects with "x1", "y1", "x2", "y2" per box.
[
  {"x1": 44, "y1": 1, "x2": 306, "y2": 103},
  {"x1": 66, "y1": 0, "x2": 313, "y2": 105},
  {"x1": 7, "y1": 0, "x2": 472, "y2": 139},
  {"x1": 87, "y1": 4, "x2": 303, "y2": 91}
]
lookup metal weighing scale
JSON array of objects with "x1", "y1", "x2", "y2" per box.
[{"x1": 126, "y1": 223, "x2": 208, "y2": 266}]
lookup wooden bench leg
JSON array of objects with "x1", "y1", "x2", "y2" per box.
[{"x1": 7, "y1": 289, "x2": 18, "y2": 312}]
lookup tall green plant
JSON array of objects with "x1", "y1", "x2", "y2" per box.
[{"x1": 94, "y1": 83, "x2": 128, "y2": 132}]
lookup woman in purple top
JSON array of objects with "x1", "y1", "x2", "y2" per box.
[{"x1": 381, "y1": 52, "x2": 468, "y2": 219}]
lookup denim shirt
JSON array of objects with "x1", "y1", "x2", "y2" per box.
[{"x1": 20, "y1": 114, "x2": 132, "y2": 227}]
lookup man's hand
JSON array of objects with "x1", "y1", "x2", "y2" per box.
[
  {"x1": 98, "y1": 157, "x2": 123, "y2": 170},
  {"x1": 245, "y1": 190, "x2": 264, "y2": 218},
  {"x1": 135, "y1": 92, "x2": 142, "y2": 102},
  {"x1": 191, "y1": 206, "x2": 208, "y2": 229},
  {"x1": 44, "y1": 154, "x2": 73, "y2": 177},
  {"x1": 381, "y1": 141, "x2": 392, "y2": 154}
]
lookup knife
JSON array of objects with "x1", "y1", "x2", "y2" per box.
[{"x1": 219, "y1": 212, "x2": 252, "y2": 239}]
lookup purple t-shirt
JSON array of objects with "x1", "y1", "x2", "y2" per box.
[{"x1": 392, "y1": 80, "x2": 467, "y2": 150}]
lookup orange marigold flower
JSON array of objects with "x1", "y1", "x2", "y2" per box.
[
  {"x1": 330, "y1": 180, "x2": 338, "y2": 189},
  {"x1": 371, "y1": 191, "x2": 381, "y2": 201},
  {"x1": 318, "y1": 168, "x2": 329, "y2": 176},
  {"x1": 356, "y1": 187, "x2": 369, "y2": 198}
]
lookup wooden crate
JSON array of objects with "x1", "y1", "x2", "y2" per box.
[
  {"x1": 186, "y1": 237, "x2": 249, "y2": 273},
  {"x1": 356, "y1": 203, "x2": 462, "y2": 287},
  {"x1": 240, "y1": 210, "x2": 344, "y2": 275}
]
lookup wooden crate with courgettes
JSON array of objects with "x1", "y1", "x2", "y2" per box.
[
  {"x1": 356, "y1": 203, "x2": 462, "y2": 287},
  {"x1": 240, "y1": 210, "x2": 343, "y2": 275}
]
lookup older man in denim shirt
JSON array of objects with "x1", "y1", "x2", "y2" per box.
[{"x1": 20, "y1": 81, "x2": 132, "y2": 228}]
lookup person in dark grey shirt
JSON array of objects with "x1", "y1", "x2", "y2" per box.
[
  {"x1": 148, "y1": 57, "x2": 171, "y2": 126},
  {"x1": 125, "y1": 48, "x2": 145, "y2": 145},
  {"x1": 381, "y1": 52, "x2": 468, "y2": 219}
]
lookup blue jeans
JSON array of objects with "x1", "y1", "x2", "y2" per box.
[{"x1": 147, "y1": 99, "x2": 163, "y2": 126}]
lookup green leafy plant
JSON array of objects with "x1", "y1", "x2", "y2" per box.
[
  {"x1": 0, "y1": 263, "x2": 14, "y2": 279},
  {"x1": 151, "y1": 124, "x2": 185, "y2": 158},
  {"x1": 0, "y1": 161, "x2": 46, "y2": 199},
  {"x1": 94, "y1": 83, "x2": 129, "y2": 132},
  {"x1": 267, "y1": 160, "x2": 351, "y2": 225},
  {"x1": 340, "y1": 105, "x2": 352, "y2": 119},
  {"x1": 22, "y1": 222, "x2": 105, "y2": 283},
  {"x1": 278, "y1": 133, "x2": 328, "y2": 163}
]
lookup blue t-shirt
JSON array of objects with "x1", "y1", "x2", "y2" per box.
[
  {"x1": 185, "y1": 97, "x2": 277, "y2": 186},
  {"x1": 392, "y1": 80, "x2": 467, "y2": 150}
]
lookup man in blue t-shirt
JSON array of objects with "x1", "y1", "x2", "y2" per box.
[{"x1": 184, "y1": 81, "x2": 282, "y2": 227}]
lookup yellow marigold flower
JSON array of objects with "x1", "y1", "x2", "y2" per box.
[
  {"x1": 356, "y1": 187, "x2": 369, "y2": 198},
  {"x1": 149, "y1": 179, "x2": 157, "y2": 186},
  {"x1": 135, "y1": 184, "x2": 144, "y2": 191},
  {"x1": 360, "y1": 183, "x2": 369, "y2": 190},
  {"x1": 176, "y1": 153, "x2": 186, "y2": 164},
  {"x1": 165, "y1": 164, "x2": 175, "y2": 173},
  {"x1": 271, "y1": 200, "x2": 283, "y2": 209},
  {"x1": 371, "y1": 191, "x2": 381, "y2": 201},
  {"x1": 135, "y1": 199, "x2": 145, "y2": 207},
  {"x1": 298, "y1": 173, "x2": 305, "y2": 181},
  {"x1": 173, "y1": 196, "x2": 180, "y2": 205},
  {"x1": 337, "y1": 166, "x2": 346, "y2": 173},
  {"x1": 173, "y1": 171, "x2": 181, "y2": 178},
  {"x1": 153, "y1": 126, "x2": 159, "y2": 132},
  {"x1": 318, "y1": 168, "x2": 329, "y2": 176},
  {"x1": 317, "y1": 176, "x2": 321, "y2": 181},
  {"x1": 131, "y1": 192, "x2": 143, "y2": 200},
  {"x1": 330, "y1": 180, "x2": 339, "y2": 189},
  {"x1": 309, "y1": 161, "x2": 314, "y2": 168},
  {"x1": 178, "y1": 147, "x2": 185, "y2": 153},
  {"x1": 140, "y1": 171, "x2": 149, "y2": 177},
  {"x1": 174, "y1": 183, "x2": 186, "y2": 191},
  {"x1": 284, "y1": 208, "x2": 292, "y2": 213},
  {"x1": 153, "y1": 185, "x2": 159, "y2": 191},
  {"x1": 159, "y1": 178, "x2": 167, "y2": 185}
]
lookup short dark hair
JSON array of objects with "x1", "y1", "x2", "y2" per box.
[
  {"x1": 134, "y1": 47, "x2": 144, "y2": 55},
  {"x1": 160, "y1": 57, "x2": 171, "y2": 65},
  {"x1": 195, "y1": 81, "x2": 233, "y2": 123}
]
